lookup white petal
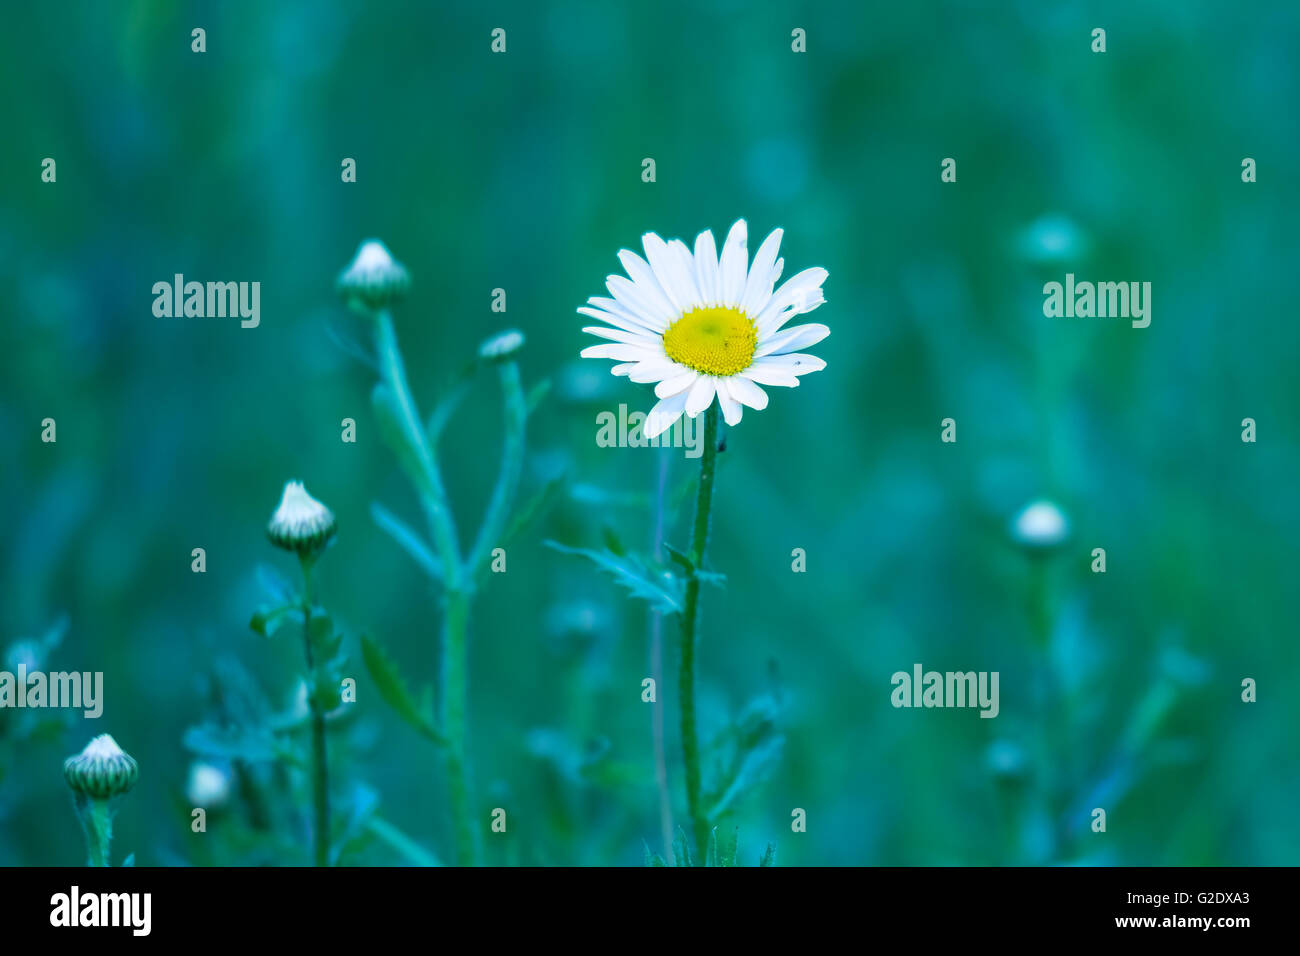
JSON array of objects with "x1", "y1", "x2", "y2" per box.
[
  {"x1": 724, "y1": 375, "x2": 769, "y2": 410},
  {"x1": 755, "y1": 322, "x2": 830, "y2": 357},
  {"x1": 615, "y1": 252, "x2": 677, "y2": 319},
  {"x1": 654, "y1": 369, "x2": 698, "y2": 398},
  {"x1": 583, "y1": 297, "x2": 665, "y2": 334},
  {"x1": 693, "y1": 230, "x2": 719, "y2": 305},
  {"x1": 740, "y1": 228, "x2": 783, "y2": 316},
  {"x1": 718, "y1": 219, "x2": 749, "y2": 307},
  {"x1": 610, "y1": 363, "x2": 636, "y2": 376},
  {"x1": 753, "y1": 352, "x2": 826, "y2": 376},
  {"x1": 626, "y1": 358, "x2": 682, "y2": 383},
  {"x1": 644, "y1": 390, "x2": 689, "y2": 439},
  {"x1": 668, "y1": 239, "x2": 702, "y2": 305},
  {"x1": 755, "y1": 267, "x2": 828, "y2": 335},
  {"x1": 641, "y1": 234, "x2": 692, "y2": 314},
  {"x1": 581, "y1": 325, "x2": 659, "y2": 345},
  {"x1": 715, "y1": 384, "x2": 743, "y2": 426},
  {"x1": 580, "y1": 342, "x2": 664, "y2": 362},
  {"x1": 684, "y1": 376, "x2": 717, "y2": 417},
  {"x1": 577, "y1": 305, "x2": 658, "y2": 337},
  {"x1": 607, "y1": 274, "x2": 675, "y2": 328},
  {"x1": 741, "y1": 365, "x2": 800, "y2": 388}
]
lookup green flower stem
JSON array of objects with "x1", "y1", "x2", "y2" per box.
[
  {"x1": 441, "y1": 588, "x2": 478, "y2": 866},
  {"x1": 468, "y1": 361, "x2": 526, "y2": 577},
  {"x1": 369, "y1": 314, "x2": 525, "y2": 867},
  {"x1": 1024, "y1": 553, "x2": 1064, "y2": 863},
  {"x1": 651, "y1": 451, "x2": 675, "y2": 862},
  {"x1": 300, "y1": 557, "x2": 331, "y2": 867},
  {"x1": 75, "y1": 794, "x2": 113, "y2": 867},
  {"x1": 375, "y1": 308, "x2": 464, "y2": 586},
  {"x1": 372, "y1": 310, "x2": 480, "y2": 865},
  {"x1": 678, "y1": 402, "x2": 719, "y2": 861}
]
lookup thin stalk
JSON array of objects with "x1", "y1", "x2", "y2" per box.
[
  {"x1": 373, "y1": 308, "x2": 474, "y2": 862},
  {"x1": 678, "y1": 403, "x2": 719, "y2": 861},
  {"x1": 1024, "y1": 552, "x2": 1062, "y2": 863},
  {"x1": 369, "y1": 312, "x2": 522, "y2": 868},
  {"x1": 300, "y1": 557, "x2": 330, "y2": 867},
  {"x1": 366, "y1": 816, "x2": 443, "y2": 867},
  {"x1": 468, "y1": 361, "x2": 526, "y2": 577},
  {"x1": 76, "y1": 795, "x2": 113, "y2": 867},
  {"x1": 374, "y1": 308, "x2": 463, "y2": 585},
  {"x1": 440, "y1": 588, "x2": 478, "y2": 865},
  {"x1": 650, "y1": 450, "x2": 674, "y2": 862}
]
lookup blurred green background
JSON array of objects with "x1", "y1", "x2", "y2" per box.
[{"x1": 1, "y1": 0, "x2": 1297, "y2": 866}]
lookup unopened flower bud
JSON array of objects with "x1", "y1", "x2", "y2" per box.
[
  {"x1": 1011, "y1": 499, "x2": 1069, "y2": 550},
  {"x1": 337, "y1": 239, "x2": 410, "y2": 311},
  {"x1": 64, "y1": 734, "x2": 138, "y2": 799},
  {"x1": 479, "y1": 329, "x2": 525, "y2": 362},
  {"x1": 186, "y1": 761, "x2": 232, "y2": 809},
  {"x1": 267, "y1": 481, "x2": 337, "y2": 557}
]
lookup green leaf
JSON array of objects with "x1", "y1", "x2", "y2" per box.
[
  {"x1": 704, "y1": 695, "x2": 786, "y2": 819},
  {"x1": 371, "y1": 502, "x2": 442, "y2": 580},
  {"x1": 663, "y1": 543, "x2": 726, "y2": 588},
  {"x1": 360, "y1": 634, "x2": 444, "y2": 745},
  {"x1": 307, "y1": 612, "x2": 342, "y2": 661},
  {"x1": 366, "y1": 816, "x2": 442, "y2": 867},
  {"x1": 425, "y1": 362, "x2": 476, "y2": 444},
  {"x1": 183, "y1": 722, "x2": 283, "y2": 763},
  {"x1": 256, "y1": 563, "x2": 295, "y2": 604},
  {"x1": 326, "y1": 316, "x2": 378, "y2": 369},
  {"x1": 643, "y1": 841, "x2": 668, "y2": 867},
  {"x1": 500, "y1": 474, "x2": 566, "y2": 549},
  {"x1": 759, "y1": 843, "x2": 777, "y2": 867},
  {"x1": 121, "y1": 853, "x2": 135, "y2": 867},
  {"x1": 330, "y1": 783, "x2": 381, "y2": 866},
  {"x1": 249, "y1": 603, "x2": 298, "y2": 638},
  {"x1": 524, "y1": 378, "x2": 551, "y2": 417},
  {"x1": 601, "y1": 525, "x2": 626, "y2": 557},
  {"x1": 708, "y1": 736, "x2": 784, "y2": 820},
  {"x1": 545, "y1": 542, "x2": 683, "y2": 614},
  {"x1": 568, "y1": 483, "x2": 651, "y2": 509},
  {"x1": 672, "y1": 826, "x2": 694, "y2": 868},
  {"x1": 705, "y1": 828, "x2": 718, "y2": 867},
  {"x1": 664, "y1": 543, "x2": 694, "y2": 573}
]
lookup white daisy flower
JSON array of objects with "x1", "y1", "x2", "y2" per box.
[{"x1": 578, "y1": 219, "x2": 829, "y2": 438}]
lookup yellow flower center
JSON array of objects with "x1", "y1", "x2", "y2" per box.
[{"x1": 662, "y1": 306, "x2": 757, "y2": 376}]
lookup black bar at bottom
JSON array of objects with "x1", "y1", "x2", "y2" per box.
[{"x1": 0, "y1": 865, "x2": 1275, "y2": 940}]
